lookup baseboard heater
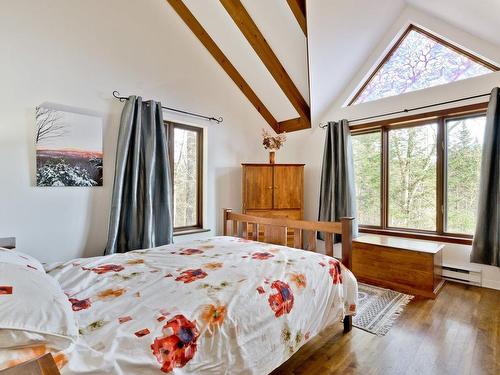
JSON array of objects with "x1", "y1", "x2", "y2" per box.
[{"x1": 442, "y1": 265, "x2": 482, "y2": 286}]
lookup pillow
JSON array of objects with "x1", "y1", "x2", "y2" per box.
[
  {"x1": 0, "y1": 247, "x2": 44, "y2": 273},
  {"x1": 0, "y1": 262, "x2": 78, "y2": 350}
]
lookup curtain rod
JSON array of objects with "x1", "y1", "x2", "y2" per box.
[
  {"x1": 112, "y1": 91, "x2": 223, "y2": 124},
  {"x1": 319, "y1": 92, "x2": 491, "y2": 128}
]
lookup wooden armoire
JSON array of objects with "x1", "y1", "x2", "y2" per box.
[{"x1": 241, "y1": 163, "x2": 304, "y2": 221}]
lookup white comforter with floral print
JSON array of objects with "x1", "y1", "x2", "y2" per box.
[{"x1": 46, "y1": 236, "x2": 357, "y2": 375}]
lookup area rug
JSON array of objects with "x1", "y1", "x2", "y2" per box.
[{"x1": 353, "y1": 283, "x2": 414, "y2": 336}]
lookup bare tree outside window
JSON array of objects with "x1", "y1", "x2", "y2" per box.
[
  {"x1": 171, "y1": 124, "x2": 202, "y2": 229},
  {"x1": 389, "y1": 124, "x2": 437, "y2": 230}
]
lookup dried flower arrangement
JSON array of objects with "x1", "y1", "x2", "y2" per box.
[{"x1": 261, "y1": 129, "x2": 287, "y2": 151}]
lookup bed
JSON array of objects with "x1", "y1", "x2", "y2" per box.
[{"x1": 0, "y1": 210, "x2": 357, "y2": 375}]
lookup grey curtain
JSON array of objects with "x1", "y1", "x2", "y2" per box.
[
  {"x1": 318, "y1": 120, "x2": 358, "y2": 241},
  {"x1": 471, "y1": 88, "x2": 500, "y2": 267},
  {"x1": 105, "y1": 96, "x2": 173, "y2": 255}
]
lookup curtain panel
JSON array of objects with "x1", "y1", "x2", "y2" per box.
[
  {"x1": 318, "y1": 120, "x2": 358, "y2": 242},
  {"x1": 471, "y1": 88, "x2": 500, "y2": 267},
  {"x1": 105, "y1": 96, "x2": 173, "y2": 254}
]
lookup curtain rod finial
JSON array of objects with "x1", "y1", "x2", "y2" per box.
[{"x1": 112, "y1": 91, "x2": 127, "y2": 102}]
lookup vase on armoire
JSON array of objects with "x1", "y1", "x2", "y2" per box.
[{"x1": 269, "y1": 151, "x2": 276, "y2": 164}]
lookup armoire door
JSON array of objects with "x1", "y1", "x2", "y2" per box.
[
  {"x1": 243, "y1": 166, "x2": 273, "y2": 210},
  {"x1": 273, "y1": 166, "x2": 303, "y2": 209}
]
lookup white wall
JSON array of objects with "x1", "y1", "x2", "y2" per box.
[
  {"x1": 0, "y1": 0, "x2": 272, "y2": 263},
  {"x1": 281, "y1": 5, "x2": 500, "y2": 290}
]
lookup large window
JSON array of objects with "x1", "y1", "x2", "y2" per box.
[
  {"x1": 351, "y1": 108, "x2": 486, "y2": 241},
  {"x1": 350, "y1": 25, "x2": 496, "y2": 105},
  {"x1": 167, "y1": 122, "x2": 203, "y2": 231}
]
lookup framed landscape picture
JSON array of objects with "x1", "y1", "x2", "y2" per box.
[{"x1": 35, "y1": 105, "x2": 103, "y2": 187}]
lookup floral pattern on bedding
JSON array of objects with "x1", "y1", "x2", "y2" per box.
[
  {"x1": 0, "y1": 286, "x2": 13, "y2": 295},
  {"x1": 266, "y1": 280, "x2": 294, "y2": 317},
  {"x1": 44, "y1": 236, "x2": 357, "y2": 375},
  {"x1": 151, "y1": 314, "x2": 200, "y2": 372}
]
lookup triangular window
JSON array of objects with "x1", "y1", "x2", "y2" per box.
[{"x1": 350, "y1": 25, "x2": 497, "y2": 105}]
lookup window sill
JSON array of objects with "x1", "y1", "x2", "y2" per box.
[
  {"x1": 359, "y1": 227, "x2": 473, "y2": 245},
  {"x1": 173, "y1": 228, "x2": 211, "y2": 237}
]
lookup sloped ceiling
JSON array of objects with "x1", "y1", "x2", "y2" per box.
[
  {"x1": 241, "y1": 0, "x2": 309, "y2": 102},
  {"x1": 168, "y1": 1, "x2": 500, "y2": 130},
  {"x1": 181, "y1": 0, "x2": 308, "y2": 123},
  {"x1": 406, "y1": 0, "x2": 500, "y2": 47},
  {"x1": 307, "y1": 0, "x2": 405, "y2": 123}
]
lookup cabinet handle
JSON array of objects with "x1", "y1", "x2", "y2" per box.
[
  {"x1": 268, "y1": 186, "x2": 273, "y2": 189},
  {"x1": 274, "y1": 186, "x2": 279, "y2": 189}
]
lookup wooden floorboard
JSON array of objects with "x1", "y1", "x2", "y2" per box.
[{"x1": 272, "y1": 282, "x2": 500, "y2": 375}]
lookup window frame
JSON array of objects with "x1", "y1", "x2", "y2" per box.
[
  {"x1": 165, "y1": 121, "x2": 204, "y2": 233},
  {"x1": 351, "y1": 102, "x2": 488, "y2": 245}
]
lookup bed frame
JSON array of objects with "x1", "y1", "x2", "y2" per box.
[
  {"x1": 0, "y1": 354, "x2": 59, "y2": 375},
  {"x1": 2, "y1": 211, "x2": 354, "y2": 374},
  {"x1": 223, "y1": 208, "x2": 354, "y2": 333}
]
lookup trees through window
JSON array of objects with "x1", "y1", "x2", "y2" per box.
[
  {"x1": 352, "y1": 132, "x2": 381, "y2": 226},
  {"x1": 168, "y1": 123, "x2": 203, "y2": 231},
  {"x1": 389, "y1": 123, "x2": 437, "y2": 230},
  {"x1": 445, "y1": 116, "x2": 485, "y2": 234},
  {"x1": 351, "y1": 110, "x2": 486, "y2": 239}
]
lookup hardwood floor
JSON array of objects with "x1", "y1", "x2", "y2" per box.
[{"x1": 272, "y1": 282, "x2": 500, "y2": 375}]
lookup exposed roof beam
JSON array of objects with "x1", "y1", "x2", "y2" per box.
[
  {"x1": 166, "y1": 0, "x2": 280, "y2": 133},
  {"x1": 278, "y1": 117, "x2": 309, "y2": 133},
  {"x1": 220, "y1": 0, "x2": 310, "y2": 129},
  {"x1": 287, "y1": 0, "x2": 307, "y2": 36}
]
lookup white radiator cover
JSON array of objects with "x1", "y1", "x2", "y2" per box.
[{"x1": 442, "y1": 264, "x2": 482, "y2": 285}]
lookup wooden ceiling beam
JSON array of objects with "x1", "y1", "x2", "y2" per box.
[
  {"x1": 166, "y1": 0, "x2": 280, "y2": 133},
  {"x1": 220, "y1": 0, "x2": 310, "y2": 129},
  {"x1": 287, "y1": 0, "x2": 307, "y2": 36},
  {"x1": 278, "y1": 117, "x2": 309, "y2": 133}
]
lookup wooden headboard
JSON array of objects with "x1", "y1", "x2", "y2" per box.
[
  {"x1": 222, "y1": 209, "x2": 354, "y2": 270},
  {"x1": 0, "y1": 354, "x2": 59, "y2": 375}
]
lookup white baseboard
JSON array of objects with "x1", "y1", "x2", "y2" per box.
[{"x1": 482, "y1": 278, "x2": 500, "y2": 291}]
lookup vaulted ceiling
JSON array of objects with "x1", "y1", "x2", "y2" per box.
[
  {"x1": 406, "y1": 0, "x2": 500, "y2": 47},
  {"x1": 165, "y1": 0, "x2": 500, "y2": 132},
  {"x1": 167, "y1": 0, "x2": 310, "y2": 133}
]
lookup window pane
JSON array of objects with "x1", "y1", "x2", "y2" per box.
[
  {"x1": 174, "y1": 127, "x2": 199, "y2": 228},
  {"x1": 353, "y1": 29, "x2": 493, "y2": 105},
  {"x1": 352, "y1": 132, "x2": 381, "y2": 226},
  {"x1": 389, "y1": 124, "x2": 437, "y2": 230},
  {"x1": 445, "y1": 116, "x2": 485, "y2": 234}
]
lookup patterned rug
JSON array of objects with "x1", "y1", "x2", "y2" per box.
[{"x1": 353, "y1": 283, "x2": 414, "y2": 336}]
